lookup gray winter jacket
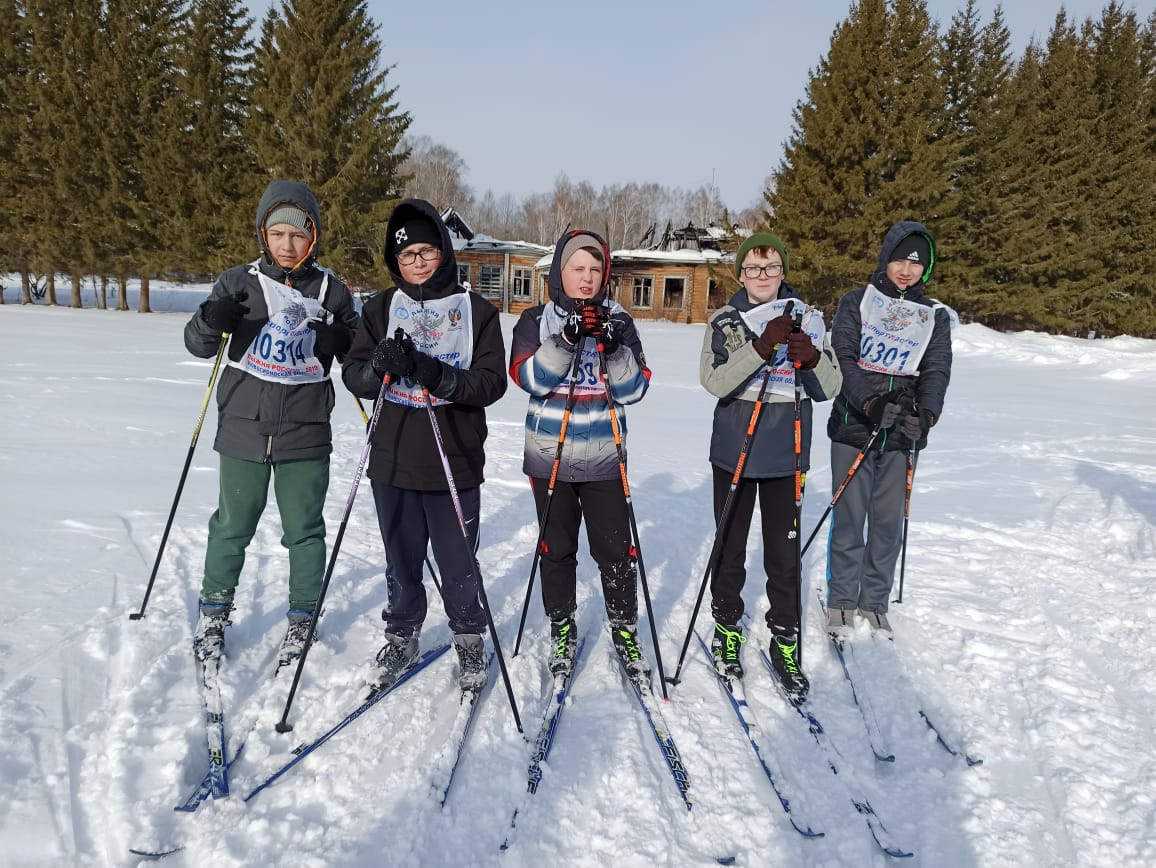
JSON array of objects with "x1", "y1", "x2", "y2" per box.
[
  {"x1": 827, "y1": 220, "x2": 952, "y2": 452},
  {"x1": 184, "y1": 180, "x2": 359, "y2": 463},
  {"x1": 701, "y1": 283, "x2": 842, "y2": 477}
]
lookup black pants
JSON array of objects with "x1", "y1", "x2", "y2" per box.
[
  {"x1": 370, "y1": 481, "x2": 485, "y2": 635},
  {"x1": 710, "y1": 465, "x2": 800, "y2": 634},
  {"x1": 531, "y1": 477, "x2": 637, "y2": 624}
]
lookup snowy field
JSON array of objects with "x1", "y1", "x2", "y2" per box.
[{"x1": 2, "y1": 283, "x2": 1155, "y2": 867}]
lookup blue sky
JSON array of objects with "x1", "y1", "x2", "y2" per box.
[{"x1": 251, "y1": 1, "x2": 1152, "y2": 210}]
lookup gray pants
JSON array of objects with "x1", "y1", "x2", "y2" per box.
[{"x1": 825, "y1": 442, "x2": 908, "y2": 614}]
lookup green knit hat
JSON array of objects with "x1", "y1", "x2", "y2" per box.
[{"x1": 734, "y1": 232, "x2": 789, "y2": 279}]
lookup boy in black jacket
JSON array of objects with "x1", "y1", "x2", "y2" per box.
[{"x1": 342, "y1": 199, "x2": 507, "y2": 693}]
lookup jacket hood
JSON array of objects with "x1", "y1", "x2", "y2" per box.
[
  {"x1": 255, "y1": 180, "x2": 322, "y2": 278},
  {"x1": 383, "y1": 199, "x2": 461, "y2": 300},
  {"x1": 547, "y1": 229, "x2": 612, "y2": 312},
  {"x1": 875, "y1": 220, "x2": 936, "y2": 286}
]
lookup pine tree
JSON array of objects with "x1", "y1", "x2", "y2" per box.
[
  {"x1": 248, "y1": 0, "x2": 411, "y2": 286},
  {"x1": 767, "y1": 0, "x2": 948, "y2": 310}
]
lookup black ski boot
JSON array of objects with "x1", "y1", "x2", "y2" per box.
[
  {"x1": 711, "y1": 622, "x2": 746, "y2": 679},
  {"x1": 549, "y1": 615, "x2": 577, "y2": 677},
  {"x1": 768, "y1": 630, "x2": 809, "y2": 703}
]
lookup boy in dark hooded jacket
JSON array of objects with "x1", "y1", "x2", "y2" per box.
[
  {"x1": 185, "y1": 179, "x2": 358, "y2": 669},
  {"x1": 826, "y1": 220, "x2": 952, "y2": 634},
  {"x1": 508, "y1": 230, "x2": 653, "y2": 684},
  {"x1": 342, "y1": 199, "x2": 507, "y2": 694}
]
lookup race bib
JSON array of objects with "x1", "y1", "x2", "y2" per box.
[
  {"x1": 739, "y1": 299, "x2": 826, "y2": 399},
  {"x1": 384, "y1": 289, "x2": 474, "y2": 408},
  {"x1": 229, "y1": 268, "x2": 330, "y2": 384},
  {"x1": 857, "y1": 284, "x2": 935, "y2": 375}
]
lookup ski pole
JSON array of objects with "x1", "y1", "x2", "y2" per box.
[
  {"x1": 595, "y1": 342, "x2": 669, "y2": 699},
  {"x1": 130, "y1": 335, "x2": 229, "y2": 620},
  {"x1": 419, "y1": 387, "x2": 523, "y2": 733},
  {"x1": 893, "y1": 444, "x2": 918, "y2": 604},
  {"x1": 669, "y1": 299, "x2": 797, "y2": 685},
  {"x1": 799, "y1": 424, "x2": 884, "y2": 557},
  {"x1": 512, "y1": 346, "x2": 584, "y2": 656},
  {"x1": 789, "y1": 309, "x2": 805, "y2": 665},
  {"x1": 275, "y1": 370, "x2": 393, "y2": 732}
]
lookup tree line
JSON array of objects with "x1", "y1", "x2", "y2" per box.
[
  {"x1": 768, "y1": 0, "x2": 1156, "y2": 337},
  {"x1": 2, "y1": 0, "x2": 1153, "y2": 336}
]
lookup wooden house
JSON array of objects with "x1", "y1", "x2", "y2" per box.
[{"x1": 444, "y1": 210, "x2": 744, "y2": 324}]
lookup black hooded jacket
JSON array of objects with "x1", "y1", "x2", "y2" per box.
[
  {"x1": 342, "y1": 199, "x2": 507, "y2": 490},
  {"x1": 827, "y1": 220, "x2": 952, "y2": 452},
  {"x1": 183, "y1": 180, "x2": 359, "y2": 462}
]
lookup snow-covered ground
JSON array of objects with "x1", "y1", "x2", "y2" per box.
[{"x1": 2, "y1": 284, "x2": 1155, "y2": 867}]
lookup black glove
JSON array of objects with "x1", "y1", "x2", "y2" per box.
[
  {"x1": 786, "y1": 330, "x2": 820, "y2": 370},
  {"x1": 598, "y1": 317, "x2": 622, "y2": 355},
  {"x1": 863, "y1": 391, "x2": 910, "y2": 429},
  {"x1": 560, "y1": 308, "x2": 585, "y2": 346},
  {"x1": 753, "y1": 315, "x2": 794, "y2": 360},
  {"x1": 200, "y1": 295, "x2": 248, "y2": 333},
  {"x1": 407, "y1": 350, "x2": 444, "y2": 390},
  {"x1": 308, "y1": 319, "x2": 352, "y2": 356},
  {"x1": 898, "y1": 407, "x2": 935, "y2": 441},
  {"x1": 371, "y1": 337, "x2": 414, "y2": 379}
]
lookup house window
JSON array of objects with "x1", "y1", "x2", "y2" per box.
[
  {"x1": 511, "y1": 266, "x2": 532, "y2": 300},
  {"x1": 631, "y1": 275, "x2": 654, "y2": 309},
  {"x1": 663, "y1": 276, "x2": 685, "y2": 311},
  {"x1": 707, "y1": 278, "x2": 727, "y2": 310},
  {"x1": 478, "y1": 264, "x2": 503, "y2": 298},
  {"x1": 457, "y1": 263, "x2": 470, "y2": 287}
]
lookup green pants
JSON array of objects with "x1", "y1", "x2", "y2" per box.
[{"x1": 201, "y1": 454, "x2": 329, "y2": 611}]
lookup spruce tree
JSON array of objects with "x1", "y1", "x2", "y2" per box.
[
  {"x1": 96, "y1": 0, "x2": 186, "y2": 311},
  {"x1": 170, "y1": 0, "x2": 257, "y2": 276},
  {"x1": 0, "y1": 2, "x2": 31, "y2": 295},
  {"x1": 937, "y1": 2, "x2": 1012, "y2": 318},
  {"x1": 767, "y1": 0, "x2": 948, "y2": 310},
  {"x1": 1081, "y1": 4, "x2": 1155, "y2": 336},
  {"x1": 248, "y1": 0, "x2": 410, "y2": 285},
  {"x1": 988, "y1": 13, "x2": 1097, "y2": 333}
]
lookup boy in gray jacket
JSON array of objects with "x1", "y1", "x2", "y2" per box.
[
  {"x1": 825, "y1": 220, "x2": 952, "y2": 634},
  {"x1": 184, "y1": 180, "x2": 358, "y2": 668},
  {"x1": 701, "y1": 233, "x2": 841, "y2": 700}
]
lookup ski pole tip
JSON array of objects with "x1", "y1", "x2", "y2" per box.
[
  {"x1": 128, "y1": 612, "x2": 144, "y2": 621},
  {"x1": 275, "y1": 720, "x2": 294, "y2": 734}
]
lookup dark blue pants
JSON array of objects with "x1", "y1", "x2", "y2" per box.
[{"x1": 370, "y1": 481, "x2": 485, "y2": 635}]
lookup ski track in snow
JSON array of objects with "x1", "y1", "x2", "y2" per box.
[{"x1": 1, "y1": 298, "x2": 1155, "y2": 866}]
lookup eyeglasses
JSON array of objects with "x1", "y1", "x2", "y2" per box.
[
  {"x1": 397, "y1": 246, "x2": 440, "y2": 265},
  {"x1": 742, "y1": 264, "x2": 784, "y2": 278}
]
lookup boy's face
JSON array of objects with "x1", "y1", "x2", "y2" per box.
[
  {"x1": 266, "y1": 224, "x2": 313, "y2": 269},
  {"x1": 739, "y1": 249, "x2": 784, "y2": 304},
  {"x1": 561, "y1": 249, "x2": 603, "y2": 300},
  {"x1": 397, "y1": 244, "x2": 442, "y2": 285},
  {"x1": 886, "y1": 258, "x2": 925, "y2": 290}
]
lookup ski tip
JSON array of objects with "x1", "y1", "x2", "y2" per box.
[
  {"x1": 715, "y1": 857, "x2": 737, "y2": 865},
  {"x1": 965, "y1": 755, "x2": 984, "y2": 767},
  {"x1": 791, "y1": 819, "x2": 826, "y2": 839}
]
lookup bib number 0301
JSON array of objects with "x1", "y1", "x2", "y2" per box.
[{"x1": 860, "y1": 336, "x2": 910, "y2": 372}]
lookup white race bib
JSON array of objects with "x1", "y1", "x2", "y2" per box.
[
  {"x1": 857, "y1": 284, "x2": 935, "y2": 375},
  {"x1": 739, "y1": 299, "x2": 826, "y2": 399},
  {"x1": 229, "y1": 268, "x2": 330, "y2": 384},
  {"x1": 384, "y1": 289, "x2": 474, "y2": 408}
]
